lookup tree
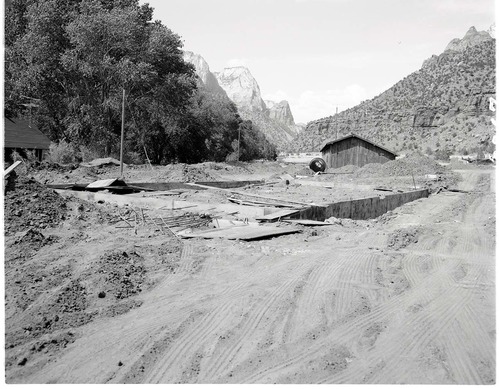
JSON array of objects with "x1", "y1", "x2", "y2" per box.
[
  {"x1": 6, "y1": 0, "x2": 197, "y2": 160},
  {"x1": 5, "y1": 0, "x2": 275, "y2": 163}
]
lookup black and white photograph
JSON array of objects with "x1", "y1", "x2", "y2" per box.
[{"x1": 3, "y1": 0, "x2": 496, "y2": 384}]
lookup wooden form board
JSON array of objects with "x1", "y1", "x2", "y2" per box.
[
  {"x1": 179, "y1": 225, "x2": 302, "y2": 241},
  {"x1": 255, "y1": 208, "x2": 302, "y2": 221},
  {"x1": 282, "y1": 219, "x2": 334, "y2": 226}
]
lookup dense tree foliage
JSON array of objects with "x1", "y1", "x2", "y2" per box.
[{"x1": 5, "y1": 0, "x2": 274, "y2": 163}]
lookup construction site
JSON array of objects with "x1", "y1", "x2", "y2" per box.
[{"x1": 4, "y1": 155, "x2": 496, "y2": 384}]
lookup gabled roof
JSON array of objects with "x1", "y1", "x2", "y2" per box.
[
  {"x1": 320, "y1": 133, "x2": 397, "y2": 156},
  {"x1": 4, "y1": 117, "x2": 51, "y2": 150}
]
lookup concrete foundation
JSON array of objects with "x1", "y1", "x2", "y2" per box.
[
  {"x1": 290, "y1": 189, "x2": 430, "y2": 221},
  {"x1": 55, "y1": 189, "x2": 280, "y2": 218}
]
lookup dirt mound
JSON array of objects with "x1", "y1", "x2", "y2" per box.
[
  {"x1": 30, "y1": 161, "x2": 79, "y2": 173},
  {"x1": 11, "y1": 229, "x2": 59, "y2": 260},
  {"x1": 157, "y1": 164, "x2": 222, "y2": 182},
  {"x1": 97, "y1": 251, "x2": 146, "y2": 299},
  {"x1": 326, "y1": 165, "x2": 359, "y2": 174},
  {"x1": 386, "y1": 226, "x2": 421, "y2": 250},
  {"x1": 354, "y1": 154, "x2": 452, "y2": 178},
  {"x1": 4, "y1": 176, "x2": 68, "y2": 235}
]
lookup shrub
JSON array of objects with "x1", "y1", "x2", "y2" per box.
[
  {"x1": 78, "y1": 145, "x2": 100, "y2": 162},
  {"x1": 124, "y1": 151, "x2": 144, "y2": 165},
  {"x1": 434, "y1": 149, "x2": 451, "y2": 161},
  {"x1": 48, "y1": 141, "x2": 77, "y2": 164}
]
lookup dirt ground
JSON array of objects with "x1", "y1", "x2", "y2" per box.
[{"x1": 4, "y1": 158, "x2": 495, "y2": 384}]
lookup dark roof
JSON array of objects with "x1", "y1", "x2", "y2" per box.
[
  {"x1": 4, "y1": 117, "x2": 51, "y2": 150},
  {"x1": 320, "y1": 133, "x2": 397, "y2": 156}
]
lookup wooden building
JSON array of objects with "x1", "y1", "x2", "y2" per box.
[
  {"x1": 4, "y1": 117, "x2": 51, "y2": 161},
  {"x1": 320, "y1": 133, "x2": 396, "y2": 169}
]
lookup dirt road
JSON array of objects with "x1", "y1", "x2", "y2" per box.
[{"x1": 7, "y1": 168, "x2": 495, "y2": 384}]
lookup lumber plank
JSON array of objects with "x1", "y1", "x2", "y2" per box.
[
  {"x1": 179, "y1": 225, "x2": 302, "y2": 240},
  {"x1": 227, "y1": 197, "x2": 299, "y2": 208},
  {"x1": 185, "y1": 182, "x2": 315, "y2": 207},
  {"x1": 281, "y1": 219, "x2": 334, "y2": 226},
  {"x1": 255, "y1": 209, "x2": 301, "y2": 221},
  {"x1": 3, "y1": 161, "x2": 22, "y2": 177}
]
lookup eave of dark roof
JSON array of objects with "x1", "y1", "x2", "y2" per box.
[
  {"x1": 4, "y1": 117, "x2": 51, "y2": 150},
  {"x1": 320, "y1": 133, "x2": 397, "y2": 156}
]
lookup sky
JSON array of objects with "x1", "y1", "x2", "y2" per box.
[{"x1": 144, "y1": 0, "x2": 496, "y2": 123}]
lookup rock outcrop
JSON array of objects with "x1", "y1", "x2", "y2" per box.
[
  {"x1": 214, "y1": 66, "x2": 301, "y2": 149},
  {"x1": 183, "y1": 52, "x2": 302, "y2": 150},
  {"x1": 444, "y1": 26, "x2": 493, "y2": 52},
  {"x1": 183, "y1": 51, "x2": 228, "y2": 97},
  {"x1": 287, "y1": 26, "x2": 496, "y2": 156},
  {"x1": 214, "y1": 67, "x2": 267, "y2": 112},
  {"x1": 265, "y1": 100, "x2": 295, "y2": 126}
]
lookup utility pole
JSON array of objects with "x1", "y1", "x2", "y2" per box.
[
  {"x1": 120, "y1": 88, "x2": 125, "y2": 179},
  {"x1": 237, "y1": 126, "x2": 241, "y2": 161},
  {"x1": 335, "y1": 106, "x2": 339, "y2": 139}
]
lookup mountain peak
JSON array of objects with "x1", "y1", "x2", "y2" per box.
[
  {"x1": 214, "y1": 67, "x2": 266, "y2": 112},
  {"x1": 183, "y1": 51, "x2": 228, "y2": 97},
  {"x1": 444, "y1": 25, "x2": 493, "y2": 52},
  {"x1": 265, "y1": 100, "x2": 296, "y2": 126},
  {"x1": 465, "y1": 26, "x2": 478, "y2": 35}
]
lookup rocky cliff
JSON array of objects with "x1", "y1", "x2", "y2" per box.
[
  {"x1": 265, "y1": 100, "x2": 304, "y2": 135},
  {"x1": 444, "y1": 26, "x2": 493, "y2": 52},
  {"x1": 287, "y1": 26, "x2": 496, "y2": 156},
  {"x1": 183, "y1": 53, "x2": 302, "y2": 150},
  {"x1": 214, "y1": 66, "x2": 301, "y2": 149},
  {"x1": 183, "y1": 51, "x2": 228, "y2": 98},
  {"x1": 214, "y1": 67, "x2": 267, "y2": 112}
]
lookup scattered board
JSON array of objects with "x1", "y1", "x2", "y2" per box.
[
  {"x1": 281, "y1": 219, "x2": 334, "y2": 226},
  {"x1": 179, "y1": 225, "x2": 302, "y2": 241},
  {"x1": 255, "y1": 208, "x2": 301, "y2": 222}
]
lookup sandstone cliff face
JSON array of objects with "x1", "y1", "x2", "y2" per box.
[
  {"x1": 214, "y1": 66, "x2": 301, "y2": 149},
  {"x1": 265, "y1": 100, "x2": 295, "y2": 126},
  {"x1": 288, "y1": 26, "x2": 496, "y2": 156},
  {"x1": 183, "y1": 51, "x2": 228, "y2": 97},
  {"x1": 444, "y1": 26, "x2": 493, "y2": 52},
  {"x1": 183, "y1": 54, "x2": 302, "y2": 150},
  {"x1": 214, "y1": 67, "x2": 267, "y2": 112}
]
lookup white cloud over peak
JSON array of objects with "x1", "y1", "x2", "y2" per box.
[
  {"x1": 289, "y1": 84, "x2": 374, "y2": 123},
  {"x1": 262, "y1": 90, "x2": 291, "y2": 104},
  {"x1": 225, "y1": 58, "x2": 249, "y2": 68}
]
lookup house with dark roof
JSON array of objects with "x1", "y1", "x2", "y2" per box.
[
  {"x1": 320, "y1": 133, "x2": 397, "y2": 169},
  {"x1": 4, "y1": 117, "x2": 51, "y2": 161}
]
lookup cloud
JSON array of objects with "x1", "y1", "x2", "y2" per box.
[
  {"x1": 431, "y1": 0, "x2": 494, "y2": 14},
  {"x1": 294, "y1": 0, "x2": 349, "y2": 3},
  {"x1": 290, "y1": 84, "x2": 375, "y2": 123},
  {"x1": 225, "y1": 58, "x2": 249, "y2": 68},
  {"x1": 262, "y1": 90, "x2": 290, "y2": 103}
]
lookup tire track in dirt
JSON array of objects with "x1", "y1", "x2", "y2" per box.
[
  {"x1": 229, "y1": 197, "x2": 487, "y2": 383},
  {"x1": 241, "y1": 238, "x2": 482, "y2": 384},
  {"x1": 461, "y1": 305, "x2": 495, "y2": 363},
  {"x1": 199, "y1": 262, "x2": 317, "y2": 382},
  {"x1": 240, "y1": 279, "x2": 410, "y2": 382},
  {"x1": 372, "y1": 285, "x2": 476, "y2": 382},
  {"x1": 318, "y1": 277, "x2": 476, "y2": 384},
  {"x1": 135, "y1": 243, "x2": 317, "y2": 383},
  {"x1": 330, "y1": 250, "x2": 373, "y2": 321},
  {"x1": 283, "y1": 253, "x2": 351, "y2": 342},
  {"x1": 143, "y1": 300, "x2": 235, "y2": 383},
  {"x1": 362, "y1": 223, "x2": 494, "y2": 384}
]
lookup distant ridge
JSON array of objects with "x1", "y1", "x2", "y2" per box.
[{"x1": 287, "y1": 26, "x2": 496, "y2": 156}]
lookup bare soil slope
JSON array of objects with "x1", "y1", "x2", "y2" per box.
[{"x1": 4, "y1": 164, "x2": 495, "y2": 384}]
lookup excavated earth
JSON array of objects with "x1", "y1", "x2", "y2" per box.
[{"x1": 4, "y1": 159, "x2": 495, "y2": 384}]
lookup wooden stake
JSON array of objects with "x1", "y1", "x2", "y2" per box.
[{"x1": 120, "y1": 88, "x2": 125, "y2": 179}]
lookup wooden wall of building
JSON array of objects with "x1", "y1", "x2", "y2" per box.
[{"x1": 322, "y1": 137, "x2": 395, "y2": 169}]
